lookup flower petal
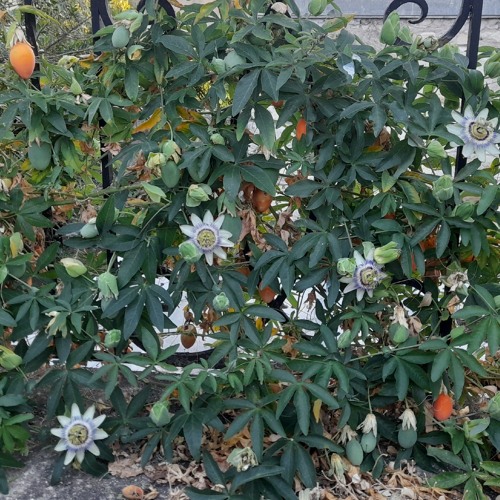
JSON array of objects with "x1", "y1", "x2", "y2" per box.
[
  {"x1": 343, "y1": 281, "x2": 357, "y2": 293},
  {"x1": 202, "y1": 211, "x2": 214, "y2": 224},
  {"x1": 213, "y1": 215, "x2": 225, "y2": 228},
  {"x1": 92, "y1": 414, "x2": 106, "y2": 428},
  {"x1": 353, "y1": 251, "x2": 364, "y2": 266},
  {"x1": 70, "y1": 404, "x2": 81, "y2": 418},
  {"x1": 489, "y1": 117, "x2": 498, "y2": 129},
  {"x1": 54, "y1": 440, "x2": 67, "y2": 451},
  {"x1": 463, "y1": 106, "x2": 474, "y2": 119},
  {"x1": 190, "y1": 213, "x2": 202, "y2": 226},
  {"x1": 219, "y1": 238, "x2": 234, "y2": 247},
  {"x1": 51, "y1": 428, "x2": 64, "y2": 438},
  {"x1": 82, "y1": 406, "x2": 95, "y2": 421},
  {"x1": 462, "y1": 142, "x2": 475, "y2": 158},
  {"x1": 180, "y1": 225, "x2": 195, "y2": 237},
  {"x1": 93, "y1": 429, "x2": 108, "y2": 440},
  {"x1": 76, "y1": 449, "x2": 86, "y2": 463},
  {"x1": 213, "y1": 247, "x2": 227, "y2": 259},
  {"x1": 446, "y1": 124, "x2": 464, "y2": 138},
  {"x1": 88, "y1": 442, "x2": 100, "y2": 456},
  {"x1": 476, "y1": 108, "x2": 489, "y2": 120},
  {"x1": 219, "y1": 229, "x2": 233, "y2": 240},
  {"x1": 205, "y1": 252, "x2": 214, "y2": 266},
  {"x1": 64, "y1": 450, "x2": 76, "y2": 465},
  {"x1": 356, "y1": 289, "x2": 365, "y2": 301},
  {"x1": 57, "y1": 415, "x2": 71, "y2": 427}
]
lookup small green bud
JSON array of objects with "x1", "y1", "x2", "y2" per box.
[
  {"x1": 150, "y1": 401, "x2": 172, "y2": 427},
  {"x1": 227, "y1": 447, "x2": 258, "y2": 472},
  {"x1": 432, "y1": 175, "x2": 454, "y2": 202},
  {"x1": 60, "y1": 258, "x2": 87, "y2": 278},
  {"x1": 210, "y1": 133, "x2": 225, "y2": 145},
  {"x1": 0, "y1": 346, "x2": 22, "y2": 370},
  {"x1": 211, "y1": 57, "x2": 226, "y2": 75},
  {"x1": 213, "y1": 292, "x2": 230, "y2": 312},
  {"x1": 98, "y1": 271, "x2": 119, "y2": 300},
  {"x1": 179, "y1": 241, "x2": 202, "y2": 263},
  {"x1": 161, "y1": 140, "x2": 181, "y2": 162},
  {"x1": 337, "y1": 329, "x2": 356, "y2": 349},
  {"x1": 104, "y1": 329, "x2": 121, "y2": 348},
  {"x1": 427, "y1": 139, "x2": 447, "y2": 159},
  {"x1": 186, "y1": 183, "x2": 211, "y2": 207},
  {"x1": 374, "y1": 242, "x2": 401, "y2": 265},
  {"x1": 380, "y1": 12, "x2": 399, "y2": 45},
  {"x1": 337, "y1": 258, "x2": 356, "y2": 276},
  {"x1": 80, "y1": 217, "x2": 99, "y2": 238},
  {"x1": 452, "y1": 202, "x2": 475, "y2": 221}
]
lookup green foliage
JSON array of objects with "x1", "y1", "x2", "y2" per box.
[{"x1": 0, "y1": 0, "x2": 499, "y2": 496}]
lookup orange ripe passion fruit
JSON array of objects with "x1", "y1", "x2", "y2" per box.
[
  {"x1": 433, "y1": 393, "x2": 453, "y2": 421},
  {"x1": 9, "y1": 41, "x2": 36, "y2": 79}
]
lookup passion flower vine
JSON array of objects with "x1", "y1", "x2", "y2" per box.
[
  {"x1": 51, "y1": 404, "x2": 108, "y2": 465},
  {"x1": 446, "y1": 105, "x2": 500, "y2": 162},
  {"x1": 180, "y1": 211, "x2": 234, "y2": 266},
  {"x1": 340, "y1": 245, "x2": 387, "y2": 301}
]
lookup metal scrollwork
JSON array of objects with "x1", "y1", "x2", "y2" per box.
[{"x1": 384, "y1": 0, "x2": 484, "y2": 69}]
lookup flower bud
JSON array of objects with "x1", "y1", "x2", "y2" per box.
[
  {"x1": 213, "y1": 292, "x2": 230, "y2": 312},
  {"x1": 179, "y1": 241, "x2": 202, "y2": 263},
  {"x1": 337, "y1": 329, "x2": 356, "y2": 349},
  {"x1": 427, "y1": 139, "x2": 447, "y2": 159},
  {"x1": 150, "y1": 401, "x2": 172, "y2": 427},
  {"x1": 104, "y1": 329, "x2": 121, "y2": 348},
  {"x1": 432, "y1": 175, "x2": 454, "y2": 202},
  {"x1": 161, "y1": 140, "x2": 181, "y2": 162},
  {"x1": 80, "y1": 217, "x2": 99, "y2": 238},
  {"x1": 0, "y1": 346, "x2": 22, "y2": 370},
  {"x1": 211, "y1": 57, "x2": 226, "y2": 75},
  {"x1": 146, "y1": 152, "x2": 166, "y2": 170},
  {"x1": 210, "y1": 133, "x2": 225, "y2": 145},
  {"x1": 452, "y1": 202, "x2": 475, "y2": 221},
  {"x1": 60, "y1": 258, "x2": 87, "y2": 278},
  {"x1": 374, "y1": 242, "x2": 401, "y2": 265},
  {"x1": 337, "y1": 258, "x2": 356, "y2": 276},
  {"x1": 98, "y1": 271, "x2": 119, "y2": 300},
  {"x1": 186, "y1": 184, "x2": 211, "y2": 207},
  {"x1": 227, "y1": 447, "x2": 258, "y2": 472}
]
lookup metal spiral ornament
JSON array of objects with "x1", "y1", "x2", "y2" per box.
[{"x1": 384, "y1": 0, "x2": 484, "y2": 69}]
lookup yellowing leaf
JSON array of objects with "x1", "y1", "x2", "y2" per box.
[
  {"x1": 313, "y1": 398, "x2": 322, "y2": 423},
  {"x1": 10, "y1": 232, "x2": 23, "y2": 257},
  {"x1": 132, "y1": 108, "x2": 162, "y2": 134}
]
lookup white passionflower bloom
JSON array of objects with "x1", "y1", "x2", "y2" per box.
[
  {"x1": 51, "y1": 403, "x2": 108, "y2": 465},
  {"x1": 446, "y1": 105, "x2": 500, "y2": 162},
  {"x1": 341, "y1": 248, "x2": 387, "y2": 301},
  {"x1": 180, "y1": 211, "x2": 234, "y2": 266},
  {"x1": 399, "y1": 408, "x2": 417, "y2": 431},
  {"x1": 357, "y1": 413, "x2": 377, "y2": 437}
]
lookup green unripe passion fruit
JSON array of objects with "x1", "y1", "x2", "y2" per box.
[
  {"x1": 161, "y1": 160, "x2": 181, "y2": 188},
  {"x1": 345, "y1": 439, "x2": 364, "y2": 466},
  {"x1": 224, "y1": 51, "x2": 246, "y2": 69},
  {"x1": 28, "y1": 142, "x2": 52, "y2": 171},
  {"x1": 398, "y1": 427, "x2": 418, "y2": 448},
  {"x1": 360, "y1": 431, "x2": 377, "y2": 453},
  {"x1": 112, "y1": 26, "x2": 130, "y2": 49}
]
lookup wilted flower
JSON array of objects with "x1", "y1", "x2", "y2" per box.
[
  {"x1": 432, "y1": 175, "x2": 454, "y2": 202},
  {"x1": 419, "y1": 291, "x2": 433, "y2": 308},
  {"x1": 341, "y1": 248, "x2": 387, "y2": 301},
  {"x1": 227, "y1": 447, "x2": 258, "y2": 471},
  {"x1": 327, "y1": 453, "x2": 346, "y2": 484},
  {"x1": 98, "y1": 271, "x2": 119, "y2": 300},
  {"x1": 443, "y1": 270, "x2": 469, "y2": 294},
  {"x1": 186, "y1": 184, "x2": 211, "y2": 207},
  {"x1": 357, "y1": 413, "x2": 377, "y2": 437},
  {"x1": 213, "y1": 292, "x2": 230, "y2": 312},
  {"x1": 374, "y1": 241, "x2": 401, "y2": 265},
  {"x1": 149, "y1": 401, "x2": 172, "y2": 427},
  {"x1": 399, "y1": 408, "x2": 417, "y2": 431},
  {"x1": 51, "y1": 403, "x2": 108, "y2": 465},
  {"x1": 60, "y1": 258, "x2": 87, "y2": 278},
  {"x1": 271, "y1": 1, "x2": 288, "y2": 14},
  {"x1": 446, "y1": 105, "x2": 500, "y2": 162},
  {"x1": 145, "y1": 152, "x2": 166, "y2": 170},
  {"x1": 180, "y1": 211, "x2": 234, "y2": 266},
  {"x1": 103, "y1": 329, "x2": 121, "y2": 348},
  {"x1": 337, "y1": 258, "x2": 356, "y2": 276},
  {"x1": 338, "y1": 425, "x2": 357, "y2": 445},
  {"x1": 391, "y1": 305, "x2": 408, "y2": 328}
]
